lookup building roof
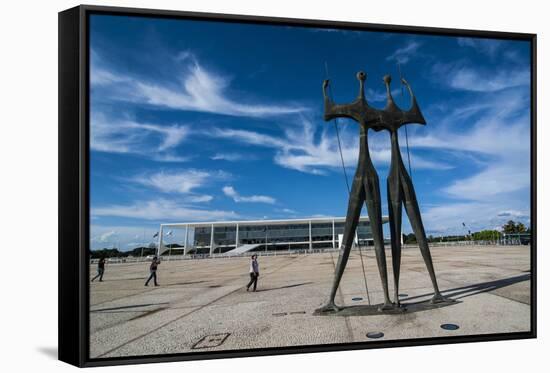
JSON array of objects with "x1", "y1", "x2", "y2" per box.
[{"x1": 161, "y1": 216, "x2": 389, "y2": 228}]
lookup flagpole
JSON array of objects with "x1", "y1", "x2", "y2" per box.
[
  {"x1": 140, "y1": 228, "x2": 145, "y2": 261},
  {"x1": 167, "y1": 231, "x2": 172, "y2": 261}
]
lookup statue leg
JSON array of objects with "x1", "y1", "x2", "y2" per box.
[
  {"x1": 316, "y1": 175, "x2": 365, "y2": 313},
  {"x1": 400, "y1": 171, "x2": 452, "y2": 304},
  {"x1": 363, "y1": 172, "x2": 393, "y2": 311},
  {"x1": 387, "y1": 173, "x2": 403, "y2": 306}
]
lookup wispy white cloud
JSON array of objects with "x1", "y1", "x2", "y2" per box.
[
  {"x1": 90, "y1": 112, "x2": 191, "y2": 161},
  {"x1": 185, "y1": 194, "x2": 214, "y2": 203},
  {"x1": 210, "y1": 119, "x2": 452, "y2": 174},
  {"x1": 222, "y1": 186, "x2": 276, "y2": 204},
  {"x1": 92, "y1": 199, "x2": 238, "y2": 221},
  {"x1": 414, "y1": 86, "x2": 528, "y2": 143},
  {"x1": 175, "y1": 50, "x2": 194, "y2": 63},
  {"x1": 131, "y1": 169, "x2": 228, "y2": 195},
  {"x1": 457, "y1": 37, "x2": 503, "y2": 57},
  {"x1": 408, "y1": 88, "x2": 530, "y2": 232},
  {"x1": 92, "y1": 50, "x2": 306, "y2": 118},
  {"x1": 210, "y1": 120, "x2": 342, "y2": 174},
  {"x1": 90, "y1": 50, "x2": 130, "y2": 86},
  {"x1": 417, "y1": 131, "x2": 528, "y2": 200},
  {"x1": 210, "y1": 153, "x2": 247, "y2": 161},
  {"x1": 449, "y1": 67, "x2": 529, "y2": 92},
  {"x1": 94, "y1": 230, "x2": 116, "y2": 243},
  {"x1": 91, "y1": 68, "x2": 129, "y2": 86},
  {"x1": 496, "y1": 210, "x2": 530, "y2": 219},
  {"x1": 386, "y1": 41, "x2": 421, "y2": 65},
  {"x1": 150, "y1": 154, "x2": 192, "y2": 163},
  {"x1": 127, "y1": 169, "x2": 232, "y2": 204},
  {"x1": 409, "y1": 155, "x2": 454, "y2": 171},
  {"x1": 432, "y1": 61, "x2": 529, "y2": 92},
  {"x1": 443, "y1": 161, "x2": 528, "y2": 200},
  {"x1": 365, "y1": 87, "x2": 401, "y2": 103},
  {"x1": 277, "y1": 208, "x2": 297, "y2": 214}
]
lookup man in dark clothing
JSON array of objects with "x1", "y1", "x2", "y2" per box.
[
  {"x1": 91, "y1": 257, "x2": 106, "y2": 282},
  {"x1": 145, "y1": 256, "x2": 161, "y2": 286},
  {"x1": 246, "y1": 255, "x2": 259, "y2": 292}
]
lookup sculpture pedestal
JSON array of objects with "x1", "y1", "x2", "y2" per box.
[{"x1": 313, "y1": 299, "x2": 459, "y2": 316}]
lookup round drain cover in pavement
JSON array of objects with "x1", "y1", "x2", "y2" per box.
[
  {"x1": 366, "y1": 332, "x2": 384, "y2": 339},
  {"x1": 440, "y1": 323, "x2": 459, "y2": 331},
  {"x1": 352, "y1": 297, "x2": 363, "y2": 301}
]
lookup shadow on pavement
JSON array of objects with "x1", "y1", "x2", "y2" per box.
[
  {"x1": 314, "y1": 273, "x2": 530, "y2": 316},
  {"x1": 91, "y1": 302, "x2": 169, "y2": 312},
  {"x1": 256, "y1": 282, "x2": 313, "y2": 292},
  {"x1": 403, "y1": 273, "x2": 530, "y2": 303}
]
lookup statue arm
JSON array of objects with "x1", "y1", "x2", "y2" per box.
[
  {"x1": 323, "y1": 80, "x2": 356, "y2": 121},
  {"x1": 400, "y1": 78, "x2": 427, "y2": 125}
]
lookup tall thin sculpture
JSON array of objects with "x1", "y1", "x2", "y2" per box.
[
  {"x1": 379, "y1": 75, "x2": 450, "y2": 306},
  {"x1": 318, "y1": 72, "x2": 451, "y2": 313},
  {"x1": 317, "y1": 72, "x2": 394, "y2": 313}
]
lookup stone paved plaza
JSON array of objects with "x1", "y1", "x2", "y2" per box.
[{"x1": 89, "y1": 245, "x2": 531, "y2": 358}]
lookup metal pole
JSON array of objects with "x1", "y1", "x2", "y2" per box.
[
  {"x1": 184, "y1": 224, "x2": 189, "y2": 255},
  {"x1": 141, "y1": 228, "x2": 145, "y2": 260},
  {"x1": 309, "y1": 220, "x2": 312, "y2": 251},
  {"x1": 235, "y1": 223, "x2": 239, "y2": 249},
  {"x1": 157, "y1": 225, "x2": 164, "y2": 257},
  {"x1": 210, "y1": 224, "x2": 215, "y2": 255},
  {"x1": 167, "y1": 232, "x2": 172, "y2": 261},
  {"x1": 332, "y1": 219, "x2": 335, "y2": 249},
  {"x1": 191, "y1": 226, "x2": 195, "y2": 253}
]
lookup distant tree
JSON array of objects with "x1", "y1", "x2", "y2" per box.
[
  {"x1": 90, "y1": 248, "x2": 127, "y2": 259},
  {"x1": 502, "y1": 220, "x2": 528, "y2": 234},
  {"x1": 404, "y1": 233, "x2": 417, "y2": 244},
  {"x1": 126, "y1": 246, "x2": 157, "y2": 257},
  {"x1": 472, "y1": 230, "x2": 500, "y2": 241},
  {"x1": 502, "y1": 220, "x2": 517, "y2": 234}
]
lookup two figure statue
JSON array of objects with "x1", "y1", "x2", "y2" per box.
[{"x1": 318, "y1": 71, "x2": 451, "y2": 313}]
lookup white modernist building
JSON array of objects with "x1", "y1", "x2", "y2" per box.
[{"x1": 157, "y1": 216, "x2": 389, "y2": 256}]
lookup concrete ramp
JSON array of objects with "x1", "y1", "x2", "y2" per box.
[{"x1": 225, "y1": 243, "x2": 263, "y2": 255}]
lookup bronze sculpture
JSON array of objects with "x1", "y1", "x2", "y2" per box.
[
  {"x1": 317, "y1": 72, "x2": 394, "y2": 313},
  {"x1": 317, "y1": 72, "x2": 451, "y2": 313},
  {"x1": 380, "y1": 75, "x2": 449, "y2": 306}
]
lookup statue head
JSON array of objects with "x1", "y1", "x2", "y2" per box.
[{"x1": 323, "y1": 71, "x2": 427, "y2": 130}]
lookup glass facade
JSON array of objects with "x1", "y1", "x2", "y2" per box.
[{"x1": 186, "y1": 219, "x2": 377, "y2": 253}]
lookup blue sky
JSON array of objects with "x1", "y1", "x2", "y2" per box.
[{"x1": 89, "y1": 15, "x2": 531, "y2": 250}]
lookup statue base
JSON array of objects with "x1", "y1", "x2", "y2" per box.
[{"x1": 313, "y1": 299, "x2": 458, "y2": 316}]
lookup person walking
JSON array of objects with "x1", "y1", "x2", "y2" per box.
[
  {"x1": 91, "y1": 257, "x2": 106, "y2": 282},
  {"x1": 145, "y1": 256, "x2": 161, "y2": 286},
  {"x1": 246, "y1": 254, "x2": 259, "y2": 292}
]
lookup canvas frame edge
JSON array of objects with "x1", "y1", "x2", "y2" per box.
[{"x1": 58, "y1": 4, "x2": 537, "y2": 368}]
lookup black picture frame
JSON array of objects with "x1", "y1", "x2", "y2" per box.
[{"x1": 59, "y1": 4, "x2": 537, "y2": 367}]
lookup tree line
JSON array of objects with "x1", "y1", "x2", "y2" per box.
[
  {"x1": 90, "y1": 243, "x2": 184, "y2": 259},
  {"x1": 403, "y1": 220, "x2": 530, "y2": 244}
]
